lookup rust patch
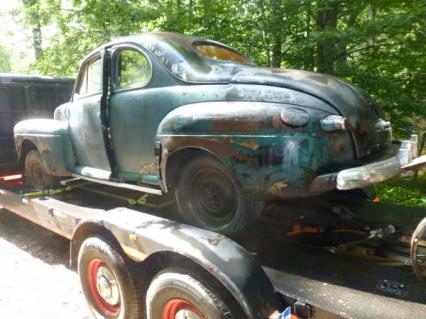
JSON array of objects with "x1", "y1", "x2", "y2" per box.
[
  {"x1": 162, "y1": 136, "x2": 237, "y2": 158},
  {"x1": 140, "y1": 162, "x2": 156, "y2": 175},
  {"x1": 240, "y1": 139, "x2": 259, "y2": 150},
  {"x1": 271, "y1": 114, "x2": 285, "y2": 130},
  {"x1": 207, "y1": 234, "x2": 226, "y2": 246},
  {"x1": 211, "y1": 118, "x2": 264, "y2": 132},
  {"x1": 333, "y1": 142, "x2": 347, "y2": 155},
  {"x1": 266, "y1": 181, "x2": 288, "y2": 197}
]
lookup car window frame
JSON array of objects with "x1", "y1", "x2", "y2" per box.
[
  {"x1": 73, "y1": 52, "x2": 103, "y2": 101},
  {"x1": 111, "y1": 44, "x2": 153, "y2": 93}
]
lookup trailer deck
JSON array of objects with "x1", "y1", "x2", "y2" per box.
[{"x1": 0, "y1": 176, "x2": 425, "y2": 318}]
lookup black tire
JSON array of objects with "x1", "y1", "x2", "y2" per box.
[
  {"x1": 175, "y1": 155, "x2": 263, "y2": 235},
  {"x1": 78, "y1": 237, "x2": 143, "y2": 319},
  {"x1": 146, "y1": 269, "x2": 234, "y2": 319},
  {"x1": 24, "y1": 150, "x2": 58, "y2": 189}
]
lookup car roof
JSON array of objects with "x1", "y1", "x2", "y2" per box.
[{"x1": 84, "y1": 32, "x2": 254, "y2": 83}]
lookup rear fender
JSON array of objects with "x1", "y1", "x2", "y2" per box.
[{"x1": 14, "y1": 119, "x2": 74, "y2": 176}]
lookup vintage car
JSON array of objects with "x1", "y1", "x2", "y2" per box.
[{"x1": 14, "y1": 32, "x2": 423, "y2": 234}]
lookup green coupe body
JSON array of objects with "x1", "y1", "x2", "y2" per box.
[{"x1": 14, "y1": 32, "x2": 420, "y2": 234}]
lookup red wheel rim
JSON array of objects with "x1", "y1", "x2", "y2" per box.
[
  {"x1": 87, "y1": 258, "x2": 121, "y2": 317},
  {"x1": 162, "y1": 299, "x2": 205, "y2": 319}
]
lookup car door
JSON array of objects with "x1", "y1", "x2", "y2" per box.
[
  {"x1": 108, "y1": 45, "x2": 155, "y2": 183},
  {"x1": 67, "y1": 52, "x2": 112, "y2": 179}
]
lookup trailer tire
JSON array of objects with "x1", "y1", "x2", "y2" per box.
[
  {"x1": 175, "y1": 155, "x2": 262, "y2": 235},
  {"x1": 24, "y1": 150, "x2": 58, "y2": 189},
  {"x1": 146, "y1": 269, "x2": 234, "y2": 319},
  {"x1": 78, "y1": 237, "x2": 143, "y2": 319}
]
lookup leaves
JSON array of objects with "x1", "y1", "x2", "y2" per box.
[
  {"x1": 0, "y1": 45, "x2": 12, "y2": 72},
  {"x1": 374, "y1": 174, "x2": 426, "y2": 208}
]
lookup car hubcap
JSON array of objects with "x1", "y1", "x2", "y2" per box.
[
  {"x1": 87, "y1": 258, "x2": 121, "y2": 317},
  {"x1": 191, "y1": 167, "x2": 237, "y2": 228},
  {"x1": 96, "y1": 266, "x2": 120, "y2": 306},
  {"x1": 162, "y1": 299, "x2": 204, "y2": 319},
  {"x1": 30, "y1": 161, "x2": 44, "y2": 181}
]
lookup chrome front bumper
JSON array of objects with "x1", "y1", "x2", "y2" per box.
[{"x1": 336, "y1": 134, "x2": 424, "y2": 190}]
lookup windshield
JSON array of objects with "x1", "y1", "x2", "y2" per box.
[{"x1": 194, "y1": 43, "x2": 253, "y2": 65}]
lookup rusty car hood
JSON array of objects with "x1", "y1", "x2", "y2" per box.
[{"x1": 229, "y1": 67, "x2": 373, "y2": 117}]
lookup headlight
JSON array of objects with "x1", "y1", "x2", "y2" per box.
[{"x1": 320, "y1": 115, "x2": 350, "y2": 131}]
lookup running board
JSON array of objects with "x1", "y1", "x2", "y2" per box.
[{"x1": 71, "y1": 174, "x2": 163, "y2": 195}]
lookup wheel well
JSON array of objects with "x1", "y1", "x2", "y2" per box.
[
  {"x1": 165, "y1": 147, "x2": 230, "y2": 189},
  {"x1": 70, "y1": 222, "x2": 124, "y2": 270},
  {"x1": 19, "y1": 140, "x2": 37, "y2": 169}
]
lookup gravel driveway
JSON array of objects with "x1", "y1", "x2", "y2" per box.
[{"x1": 0, "y1": 208, "x2": 91, "y2": 319}]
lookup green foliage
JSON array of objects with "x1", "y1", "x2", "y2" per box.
[
  {"x1": 374, "y1": 175, "x2": 426, "y2": 207},
  {"x1": 0, "y1": 46, "x2": 12, "y2": 72}
]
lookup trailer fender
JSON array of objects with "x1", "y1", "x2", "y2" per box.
[
  {"x1": 14, "y1": 119, "x2": 74, "y2": 176},
  {"x1": 70, "y1": 208, "x2": 279, "y2": 319}
]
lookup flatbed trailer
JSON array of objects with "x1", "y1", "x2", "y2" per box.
[{"x1": 0, "y1": 174, "x2": 425, "y2": 319}]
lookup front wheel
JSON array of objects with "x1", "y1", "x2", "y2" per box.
[{"x1": 175, "y1": 155, "x2": 262, "y2": 235}]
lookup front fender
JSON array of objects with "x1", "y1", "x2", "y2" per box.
[
  {"x1": 156, "y1": 101, "x2": 354, "y2": 198},
  {"x1": 14, "y1": 119, "x2": 74, "y2": 176},
  {"x1": 156, "y1": 101, "x2": 289, "y2": 191}
]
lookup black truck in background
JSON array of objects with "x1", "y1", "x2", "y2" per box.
[{"x1": 0, "y1": 74, "x2": 74, "y2": 171}]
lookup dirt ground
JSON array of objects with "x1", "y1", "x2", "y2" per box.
[{"x1": 0, "y1": 208, "x2": 91, "y2": 319}]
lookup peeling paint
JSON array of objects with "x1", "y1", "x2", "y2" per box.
[
  {"x1": 266, "y1": 181, "x2": 289, "y2": 197},
  {"x1": 240, "y1": 139, "x2": 260, "y2": 150}
]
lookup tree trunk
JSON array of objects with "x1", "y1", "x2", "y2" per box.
[
  {"x1": 270, "y1": 0, "x2": 283, "y2": 68},
  {"x1": 22, "y1": 0, "x2": 43, "y2": 60},
  {"x1": 32, "y1": 20, "x2": 42, "y2": 60},
  {"x1": 316, "y1": 0, "x2": 338, "y2": 74},
  {"x1": 304, "y1": 3, "x2": 314, "y2": 70},
  {"x1": 271, "y1": 35, "x2": 282, "y2": 68}
]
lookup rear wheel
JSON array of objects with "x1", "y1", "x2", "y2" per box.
[
  {"x1": 24, "y1": 150, "x2": 57, "y2": 189},
  {"x1": 146, "y1": 270, "x2": 234, "y2": 319},
  {"x1": 175, "y1": 155, "x2": 262, "y2": 235},
  {"x1": 78, "y1": 237, "x2": 143, "y2": 319}
]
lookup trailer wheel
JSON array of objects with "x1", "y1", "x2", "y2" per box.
[
  {"x1": 146, "y1": 270, "x2": 234, "y2": 319},
  {"x1": 24, "y1": 150, "x2": 57, "y2": 189},
  {"x1": 175, "y1": 155, "x2": 262, "y2": 235},
  {"x1": 411, "y1": 217, "x2": 426, "y2": 284},
  {"x1": 78, "y1": 237, "x2": 143, "y2": 319}
]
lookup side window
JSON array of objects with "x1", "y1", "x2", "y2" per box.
[
  {"x1": 75, "y1": 57, "x2": 102, "y2": 97},
  {"x1": 116, "y1": 49, "x2": 151, "y2": 89},
  {"x1": 76, "y1": 64, "x2": 88, "y2": 96},
  {"x1": 87, "y1": 58, "x2": 102, "y2": 94}
]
